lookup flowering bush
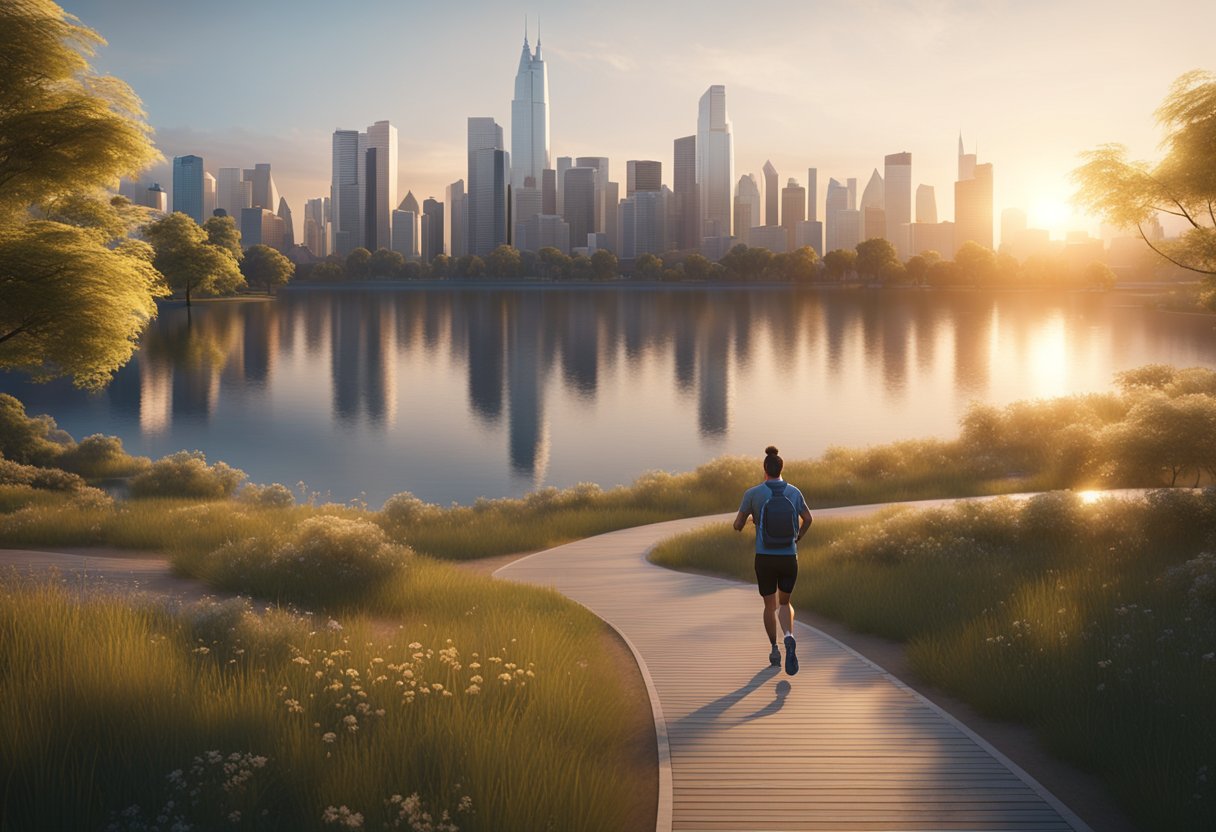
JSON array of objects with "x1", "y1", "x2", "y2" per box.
[
  {"x1": 130, "y1": 451, "x2": 247, "y2": 500},
  {"x1": 238, "y1": 482, "x2": 295, "y2": 509}
]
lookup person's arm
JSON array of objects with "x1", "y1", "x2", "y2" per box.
[
  {"x1": 796, "y1": 506, "x2": 812, "y2": 541},
  {"x1": 733, "y1": 509, "x2": 750, "y2": 532}
]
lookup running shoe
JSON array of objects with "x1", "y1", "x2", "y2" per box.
[
  {"x1": 769, "y1": 643, "x2": 781, "y2": 667},
  {"x1": 784, "y1": 635, "x2": 799, "y2": 675}
]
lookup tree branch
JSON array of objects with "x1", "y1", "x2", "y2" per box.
[{"x1": 1137, "y1": 222, "x2": 1216, "y2": 275}]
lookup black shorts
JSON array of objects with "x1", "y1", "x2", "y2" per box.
[{"x1": 754, "y1": 554, "x2": 798, "y2": 596}]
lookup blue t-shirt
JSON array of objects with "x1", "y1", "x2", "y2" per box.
[{"x1": 739, "y1": 479, "x2": 807, "y2": 555}]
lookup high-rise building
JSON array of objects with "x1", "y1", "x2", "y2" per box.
[
  {"x1": 392, "y1": 192, "x2": 421, "y2": 258},
  {"x1": 519, "y1": 214, "x2": 570, "y2": 254},
  {"x1": 245, "y1": 164, "x2": 279, "y2": 210},
  {"x1": 331, "y1": 129, "x2": 366, "y2": 256},
  {"x1": 781, "y1": 178, "x2": 805, "y2": 250},
  {"x1": 555, "y1": 156, "x2": 572, "y2": 216},
  {"x1": 217, "y1": 168, "x2": 251, "y2": 221},
  {"x1": 140, "y1": 182, "x2": 167, "y2": 213},
  {"x1": 365, "y1": 120, "x2": 398, "y2": 252},
  {"x1": 673, "y1": 135, "x2": 697, "y2": 250},
  {"x1": 734, "y1": 174, "x2": 760, "y2": 244},
  {"x1": 847, "y1": 177, "x2": 857, "y2": 210},
  {"x1": 627, "y1": 160, "x2": 662, "y2": 196},
  {"x1": 514, "y1": 182, "x2": 543, "y2": 246},
  {"x1": 958, "y1": 133, "x2": 977, "y2": 182},
  {"x1": 916, "y1": 184, "x2": 937, "y2": 224},
  {"x1": 806, "y1": 167, "x2": 818, "y2": 223},
  {"x1": 202, "y1": 172, "x2": 217, "y2": 219},
  {"x1": 277, "y1": 197, "x2": 294, "y2": 250},
  {"x1": 240, "y1": 207, "x2": 285, "y2": 250},
  {"x1": 696, "y1": 85, "x2": 733, "y2": 241},
  {"x1": 563, "y1": 167, "x2": 595, "y2": 252},
  {"x1": 632, "y1": 190, "x2": 666, "y2": 258},
  {"x1": 422, "y1": 197, "x2": 444, "y2": 263},
  {"x1": 541, "y1": 169, "x2": 557, "y2": 215},
  {"x1": 955, "y1": 147, "x2": 994, "y2": 254},
  {"x1": 575, "y1": 156, "x2": 610, "y2": 233},
  {"x1": 795, "y1": 221, "x2": 823, "y2": 257},
  {"x1": 825, "y1": 177, "x2": 854, "y2": 253},
  {"x1": 511, "y1": 28, "x2": 550, "y2": 195},
  {"x1": 171, "y1": 155, "x2": 205, "y2": 224},
  {"x1": 762, "y1": 160, "x2": 778, "y2": 226},
  {"x1": 304, "y1": 197, "x2": 330, "y2": 257},
  {"x1": 911, "y1": 221, "x2": 954, "y2": 259},
  {"x1": 884, "y1": 152, "x2": 911, "y2": 258},
  {"x1": 859, "y1": 169, "x2": 885, "y2": 241},
  {"x1": 467, "y1": 118, "x2": 509, "y2": 257},
  {"x1": 445, "y1": 179, "x2": 467, "y2": 258},
  {"x1": 749, "y1": 225, "x2": 787, "y2": 254}
]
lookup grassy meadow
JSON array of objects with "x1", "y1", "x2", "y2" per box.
[
  {"x1": 650, "y1": 490, "x2": 1216, "y2": 830},
  {"x1": 0, "y1": 564, "x2": 646, "y2": 832}
]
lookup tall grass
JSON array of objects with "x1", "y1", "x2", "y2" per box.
[
  {"x1": 650, "y1": 490, "x2": 1216, "y2": 830},
  {"x1": 0, "y1": 566, "x2": 646, "y2": 831}
]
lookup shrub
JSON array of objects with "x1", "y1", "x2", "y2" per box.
[
  {"x1": 129, "y1": 451, "x2": 246, "y2": 499},
  {"x1": 209, "y1": 516, "x2": 410, "y2": 605},
  {"x1": 0, "y1": 394, "x2": 69, "y2": 465},
  {"x1": 55, "y1": 434, "x2": 150, "y2": 480},
  {"x1": 238, "y1": 482, "x2": 295, "y2": 509},
  {"x1": 0, "y1": 458, "x2": 86, "y2": 492},
  {"x1": 379, "y1": 491, "x2": 438, "y2": 530}
]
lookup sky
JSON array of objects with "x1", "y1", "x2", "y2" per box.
[{"x1": 63, "y1": 0, "x2": 1215, "y2": 244}]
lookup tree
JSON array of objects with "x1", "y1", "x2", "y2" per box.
[
  {"x1": 453, "y1": 254, "x2": 484, "y2": 278},
  {"x1": 537, "y1": 247, "x2": 571, "y2": 279},
  {"x1": 634, "y1": 252, "x2": 662, "y2": 281},
  {"x1": 954, "y1": 241, "x2": 999, "y2": 285},
  {"x1": 822, "y1": 248, "x2": 857, "y2": 280},
  {"x1": 775, "y1": 246, "x2": 820, "y2": 282},
  {"x1": 203, "y1": 215, "x2": 242, "y2": 259},
  {"x1": 345, "y1": 247, "x2": 371, "y2": 280},
  {"x1": 905, "y1": 254, "x2": 930, "y2": 285},
  {"x1": 570, "y1": 254, "x2": 593, "y2": 280},
  {"x1": 1073, "y1": 70, "x2": 1216, "y2": 280},
  {"x1": 143, "y1": 212, "x2": 244, "y2": 305},
  {"x1": 720, "y1": 244, "x2": 774, "y2": 281},
  {"x1": 240, "y1": 244, "x2": 293, "y2": 293},
  {"x1": 309, "y1": 261, "x2": 344, "y2": 282},
  {"x1": 0, "y1": 0, "x2": 164, "y2": 389},
  {"x1": 429, "y1": 253, "x2": 451, "y2": 279},
  {"x1": 855, "y1": 238, "x2": 902, "y2": 283},
  {"x1": 368, "y1": 247, "x2": 405, "y2": 279},
  {"x1": 590, "y1": 248, "x2": 618, "y2": 280},
  {"x1": 683, "y1": 252, "x2": 712, "y2": 281},
  {"x1": 1084, "y1": 260, "x2": 1117, "y2": 290},
  {"x1": 485, "y1": 244, "x2": 522, "y2": 278},
  {"x1": 926, "y1": 258, "x2": 964, "y2": 286}
]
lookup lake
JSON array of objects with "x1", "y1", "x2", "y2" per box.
[{"x1": 4, "y1": 286, "x2": 1214, "y2": 506}]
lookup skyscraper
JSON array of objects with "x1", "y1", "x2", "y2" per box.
[
  {"x1": 246, "y1": 163, "x2": 279, "y2": 210},
  {"x1": 958, "y1": 133, "x2": 977, "y2": 182},
  {"x1": 171, "y1": 155, "x2": 205, "y2": 224},
  {"x1": 825, "y1": 177, "x2": 853, "y2": 253},
  {"x1": 277, "y1": 197, "x2": 294, "y2": 249},
  {"x1": 575, "y1": 156, "x2": 610, "y2": 233},
  {"x1": 673, "y1": 135, "x2": 697, "y2": 250},
  {"x1": 762, "y1": 160, "x2": 778, "y2": 226},
  {"x1": 331, "y1": 129, "x2": 365, "y2": 256},
  {"x1": 511, "y1": 27, "x2": 550, "y2": 194},
  {"x1": 955, "y1": 162, "x2": 994, "y2": 253},
  {"x1": 696, "y1": 85, "x2": 733, "y2": 241},
  {"x1": 467, "y1": 118, "x2": 509, "y2": 257},
  {"x1": 884, "y1": 152, "x2": 912, "y2": 257},
  {"x1": 859, "y1": 169, "x2": 885, "y2": 241},
  {"x1": 202, "y1": 172, "x2": 217, "y2": 219},
  {"x1": 217, "y1": 168, "x2": 251, "y2": 221},
  {"x1": 916, "y1": 185, "x2": 937, "y2": 224},
  {"x1": 393, "y1": 191, "x2": 421, "y2": 258},
  {"x1": 627, "y1": 160, "x2": 662, "y2": 196},
  {"x1": 781, "y1": 178, "x2": 805, "y2": 250},
  {"x1": 365, "y1": 120, "x2": 398, "y2": 252},
  {"x1": 423, "y1": 197, "x2": 444, "y2": 263},
  {"x1": 304, "y1": 197, "x2": 330, "y2": 257},
  {"x1": 806, "y1": 167, "x2": 818, "y2": 223},
  {"x1": 734, "y1": 174, "x2": 760, "y2": 244},
  {"x1": 445, "y1": 179, "x2": 467, "y2": 258},
  {"x1": 563, "y1": 167, "x2": 595, "y2": 251}
]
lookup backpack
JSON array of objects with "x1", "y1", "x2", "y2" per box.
[{"x1": 759, "y1": 481, "x2": 799, "y2": 549}]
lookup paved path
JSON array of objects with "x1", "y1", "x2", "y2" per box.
[
  {"x1": 0, "y1": 548, "x2": 212, "y2": 601},
  {"x1": 495, "y1": 501, "x2": 1093, "y2": 832}
]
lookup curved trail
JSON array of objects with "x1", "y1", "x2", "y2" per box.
[{"x1": 495, "y1": 499, "x2": 1094, "y2": 832}]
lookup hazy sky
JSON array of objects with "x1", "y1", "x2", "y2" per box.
[{"x1": 64, "y1": 0, "x2": 1214, "y2": 242}]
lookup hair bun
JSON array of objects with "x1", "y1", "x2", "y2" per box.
[{"x1": 765, "y1": 445, "x2": 779, "y2": 456}]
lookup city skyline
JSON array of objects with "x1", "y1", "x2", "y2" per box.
[{"x1": 64, "y1": 0, "x2": 1213, "y2": 245}]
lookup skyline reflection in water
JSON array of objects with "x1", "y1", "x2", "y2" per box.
[{"x1": 3, "y1": 287, "x2": 1215, "y2": 506}]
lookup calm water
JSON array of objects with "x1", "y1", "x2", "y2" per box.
[{"x1": 4, "y1": 287, "x2": 1215, "y2": 506}]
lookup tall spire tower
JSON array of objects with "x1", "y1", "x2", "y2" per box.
[{"x1": 511, "y1": 22, "x2": 551, "y2": 192}]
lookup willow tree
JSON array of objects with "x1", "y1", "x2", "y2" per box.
[
  {"x1": 0, "y1": 0, "x2": 165, "y2": 388},
  {"x1": 1073, "y1": 70, "x2": 1216, "y2": 288}
]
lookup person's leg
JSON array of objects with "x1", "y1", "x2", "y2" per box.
[
  {"x1": 777, "y1": 589, "x2": 794, "y2": 638},
  {"x1": 762, "y1": 592, "x2": 779, "y2": 644}
]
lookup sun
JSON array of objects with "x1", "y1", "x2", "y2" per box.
[{"x1": 1028, "y1": 197, "x2": 1077, "y2": 238}]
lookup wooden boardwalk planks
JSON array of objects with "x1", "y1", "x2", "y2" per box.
[{"x1": 495, "y1": 512, "x2": 1091, "y2": 832}]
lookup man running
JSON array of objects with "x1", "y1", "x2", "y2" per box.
[{"x1": 733, "y1": 445, "x2": 812, "y2": 675}]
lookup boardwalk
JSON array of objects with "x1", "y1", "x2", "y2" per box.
[{"x1": 495, "y1": 508, "x2": 1091, "y2": 832}]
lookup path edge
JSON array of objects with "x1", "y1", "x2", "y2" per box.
[{"x1": 494, "y1": 552, "x2": 674, "y2": 832}]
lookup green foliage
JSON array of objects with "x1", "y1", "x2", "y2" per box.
[
  {"x1": 207, "y1": 515, "x2": 410, "y2": 604},
  {"x1": 536, "y1": 246, "x2": 571, "y2": 279},
  {"x1": 769, "y1": 246, "x2": 820, "y2": 282},
  {"x1": 719, "y1": 244, "x2": 774, "y2": 280},
  {"x1": 308, "y1": 261, "x2": 344, "y2": 282},
  {"x1": 453, "y1": 254, "x2": 485, "y2": 278},
  {"x1": 56, "y1": 433, "x2": 150, "y2": 479},
  {"x1": 144, "y1": 212, "x2": 244, "y2": 305},
  {"x1": 590, "y1": 248, "x2": 618, "y2": 280},
  {"x1": 238, "y1": 482, "x2": 296, "y2": 509},
  {"x1": 633, "y1": 252, "x2": 663, "y2": 280},
  {"x1": 429, "y1": 253, "x2": 451, "y2": 278},
  {"x1": 855, "y1": 238, "x2": 902, "y2": 281},
  {"x1": 822, "y1": 248, "x2": 857, "y2": 280},
  {"x1": 1073, "y1": 70, "x2": 1216, "y2": 277},
  {"x1": 203, "y1": 215, "x2": 242, "y2": 259},
  {"x1": 344, "y1": 247, "x2": 371, "y2": 279},
  {"x1": 484, "y1": 244, "x2": 521, "y2": 278},
  {"x1": 240, "y1": 244, "x2": 294, "y2": 292},
  {"x1": 954, "y1": 240, "x2": 999, "y2": 284},
  {"x1": 0, "y1": 393, "x2": 70, "y2": 464},
  {"x1": 905, "y1": 253, "x2": 930, "y2": 284},
  {"x1": 0, "y1": 457, "x2": 89, "y2": 492},
  {"x1": 0, "y1": 571, "x2": 646, "y2": 831},
  {"x1": 367, "y1": 246, "x2": 404, "y2": 279},
  {"x1": 129, "y1": 450, "x2": 247, "y2": 499}
]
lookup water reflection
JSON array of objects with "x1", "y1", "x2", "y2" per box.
[{"x1": 3, "y1": 288, "x2": 1215, "y2": 506}]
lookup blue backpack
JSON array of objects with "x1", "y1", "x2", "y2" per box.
[{"x1": 759, "y1": 481, "x2": 799, "y2": 549}]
